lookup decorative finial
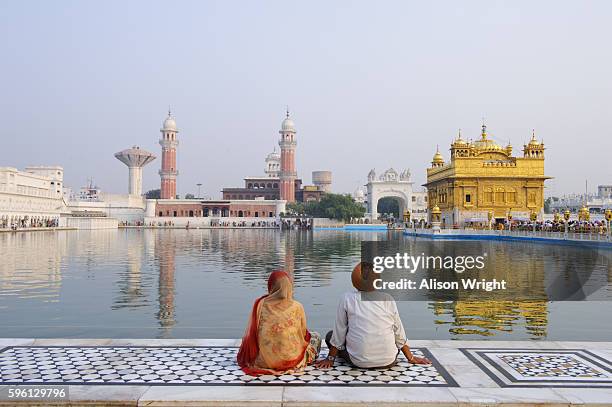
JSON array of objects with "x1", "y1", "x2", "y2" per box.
[
  {"x1": 531, "y1": 128, "x2": 536, "y2": 140},
  {"x1": 168, "y1": 106, "x2": 172, "y2": 117},
  {"x1": 286, "y1": 105, "x2": 290, "y2": 118},
  {"x1": 458, "y1": 128, "x2": 462, "y2": 139}
]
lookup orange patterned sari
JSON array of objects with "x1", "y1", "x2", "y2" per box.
[{"x1": 237, "y1": 271, "x2": 319, "y2": 376}]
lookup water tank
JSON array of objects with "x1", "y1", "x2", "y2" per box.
[{"x1": 312, "y1": 171, "x2": 332, "y2": 193}]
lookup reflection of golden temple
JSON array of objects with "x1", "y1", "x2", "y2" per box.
[
  {"x1": 432, "y1": 300, "x2": 548, "y2": 338},
  {"x1": 425, "y1": 125, "x2": 551, "y2": 226}
]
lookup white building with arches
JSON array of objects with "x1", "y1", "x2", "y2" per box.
[
  {"x1": 0, "y1": 166, "x2": 66, "y2": 228},
  {"x1": 365, "y1": 168, "x2": 415, "y2": 221}
]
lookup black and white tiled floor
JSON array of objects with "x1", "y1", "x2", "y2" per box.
[
  {"x1": 0, "y1": 346, "x2": 455, "y2": 387},
  {"x1": 461, "y1": 348, "x2": 612, "y2": 388}
]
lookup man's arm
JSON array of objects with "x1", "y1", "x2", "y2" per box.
[
  {"x1": 400, "y1": 343, "x2": 431, "y2": 365},
  {"x1": 314, "y1": 344, "x2": 338, "y2": 369},
  {"x1": 391, "y1": 301, "x2": 431, "y2": 365}
]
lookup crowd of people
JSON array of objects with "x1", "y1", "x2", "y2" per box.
[
  {"x1": 237, "y1": 263, "x2": 430, "y2": 376},
  {"x1": 460, "y1": 220, "x2": 610, "y2": 234},
  {"x1": 1, "y1": 217, "x2": 59, "y2": 230},
  {"x1": 281, "y1": 218, "x2": 312, "y2": 230}
]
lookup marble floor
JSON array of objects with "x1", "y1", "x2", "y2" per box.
[{"x1": 1, "y1": 339, "x2": 612, "y2": 406}]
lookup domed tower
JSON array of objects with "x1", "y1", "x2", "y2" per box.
[
  {"x1": 431, "y1": 146, "x2": 445, "y2": 168},
  {"x1": 278, "y1": 109, "x2": 297, "y2": 202},
  {"x1": 159, "y1": 109, "x2": 179, "y2": 199},
  {"x1": 264, "y1": 147, "x2": 281, "y2": 177},
  {"x1": 523, "y1": 130, "x2": 545, "y2": 159}
]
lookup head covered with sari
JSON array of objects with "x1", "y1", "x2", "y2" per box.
[{"x1": 237, "y1": 270, "x2": 313, "y2": 376}]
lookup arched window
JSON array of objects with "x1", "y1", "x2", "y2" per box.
[
  {"x1": 238, "y1": 210, "x2": 244, "y2": 217},
  {"x1": 158, "y1": 211, "x2": 162, "y2": 217},
  {"x1": 267, "y1": 183, "x2": 272, "y2": 188},
  {"x1": 247, "y1": 183, "x2": 253, "y2": 189},
  {"x1": 255, "y1": 212, "x2": 259, "y2": 217}
]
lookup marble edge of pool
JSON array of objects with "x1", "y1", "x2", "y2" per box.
[
  {"x1": 1, "y1": 386, "x2": 612, "y2": 406},
  {"x1": 2, "y1": 338, "x2": 612, "y2": 349}
]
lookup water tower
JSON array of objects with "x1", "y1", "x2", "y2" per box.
[
  {"x1": 114, "y1": 146, "x2": 156, "y2": 196},
  {"x1": 312, "y1": 170, "x2": 332, "y2": 193}
]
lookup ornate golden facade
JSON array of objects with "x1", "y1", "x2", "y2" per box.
[{"x1": 425, "y1": 125, "x2": 550, "y2": 226}]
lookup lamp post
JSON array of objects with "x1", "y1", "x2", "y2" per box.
[
  {"x1": 431, "y1": 205, "x2": 442, "y2": 234},
  {"x1": 507, "y1": 210, "x2": 513, "y2": 232},
  {"x1": 578, "y1": 205, "x2": 590, "y2": 233},
  {"x1": 605, "y1": 209, "x2": 612, "y2": 240},
  {"x1": 403, "y1": 210, "x2": 411, "y2": 228},
  {"x1": 563, "y1": 209, "x2": 571, "y2": 238},
  {"x1": 530, "y1": 211, "x2": 537, "y2": 233},
  {"x1": 196, "y1": 183, "x2": 202, "y2": 199}
]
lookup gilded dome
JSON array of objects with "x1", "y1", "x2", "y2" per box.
[
  {"x1": 472, "y1": 124, "x2": 504, "y2": 152},
  {"x1": 528, "y1": 132, "x2": 541, "y2": 146},
  {"x1": 453, "y1": 129, "x2": 468, "y2": 146},
  {"x1": 432, "y1": 147, "x2": 445, "y2": 165}
]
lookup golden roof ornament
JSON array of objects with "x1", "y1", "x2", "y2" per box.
[{"x1": 431, "y1": 145, "x2": 445, "y2": 167}]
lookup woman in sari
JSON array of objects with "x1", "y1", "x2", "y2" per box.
[{"x1": 237, "y1": 270, "x2": 321, "y2": 376}]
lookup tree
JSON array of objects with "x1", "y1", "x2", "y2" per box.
[
  {"x1": 145, "y1": 189, "x2": 161, "y2": 199},
  {"x1": 296, "y1": 193, "x2": 365, "y2": 221},
  {"x1": 286, "y1": 202, "x2": 305, "y2": 216},
  {"x1": 185, "y1": 193, "x2": 195, "y2": 199}
]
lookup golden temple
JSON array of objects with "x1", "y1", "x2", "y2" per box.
[{"x1": 425, "y1": 124, "x2": 551, "y2": 226}]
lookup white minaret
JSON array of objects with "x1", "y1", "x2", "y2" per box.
[{"x1": 114, "y1": 146, "x2": 156, "y2": 196}]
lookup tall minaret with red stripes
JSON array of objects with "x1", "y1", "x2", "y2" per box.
[
  {"x1": 279, "y1": 109, "x2": 297, "y2": 203},
  {"x1": 159, "y1": 110, "x2": 179, "y2": 199}
]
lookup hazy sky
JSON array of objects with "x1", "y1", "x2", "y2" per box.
[{"x1": 1, "y1": 0, "x2": 611, "y2": 198}]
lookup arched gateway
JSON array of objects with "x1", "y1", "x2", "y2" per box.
[{"x1": 366, "y1": 168, "x2": 414, "y2": 221}]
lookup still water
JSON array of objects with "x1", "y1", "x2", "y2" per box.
[{"x1": 0, "y1": 229, "x2": 611, "y2": 340}]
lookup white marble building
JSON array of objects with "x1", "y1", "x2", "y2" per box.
[
  {"x1": 365, "y1": 168, "x2": 414, "y2": 221},
  {"x1": 0, "y1": 166, "x2": 65, "y2": 228}
]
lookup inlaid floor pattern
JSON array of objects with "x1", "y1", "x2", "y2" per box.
[
  {"x1": 0, "y1": 346, "x2": 454, "y2": 386},
  {"x1": 461, "y1": 348, "x2": 612, "y2": 388}
]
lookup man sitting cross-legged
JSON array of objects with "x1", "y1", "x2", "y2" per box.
[{"x1": 315, "y1": 262, "x2": 431, "y2": 369}]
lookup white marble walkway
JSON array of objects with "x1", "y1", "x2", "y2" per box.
[{"x1": 1, "y1": 338, "x2": 612, "y2": 406}]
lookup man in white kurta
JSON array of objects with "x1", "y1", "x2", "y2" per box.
[{"x1": 315, "y1": 262, "x2": 430, "y2": 369}]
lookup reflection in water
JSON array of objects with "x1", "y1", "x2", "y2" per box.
[
  {"x1": 0, "y1": 232, "x2": 66, "y2": 301},
  {"x1": 155, "y1": 231, "x2": 176, "y2": 336},
  {"x1": 431, "y1": 301, "x2": 548, "y2": 337},
  {"x1": 0, "y1": 229, "x2": 610, "y2": 339}
]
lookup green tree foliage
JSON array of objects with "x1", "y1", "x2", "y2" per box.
[
  {"x1": 185, "y1": 193, "x2": 195, "y2": 199},
  {"x1": 287, "y1": 193, "x2": 365, "y2": 221},
  {"x1": 145, "y1": 189, "x2": 161, "y2": 199}
]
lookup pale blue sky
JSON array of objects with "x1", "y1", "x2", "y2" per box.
[{"x1": 1, "y1": 0, "x2": 611, "y2": 197}]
